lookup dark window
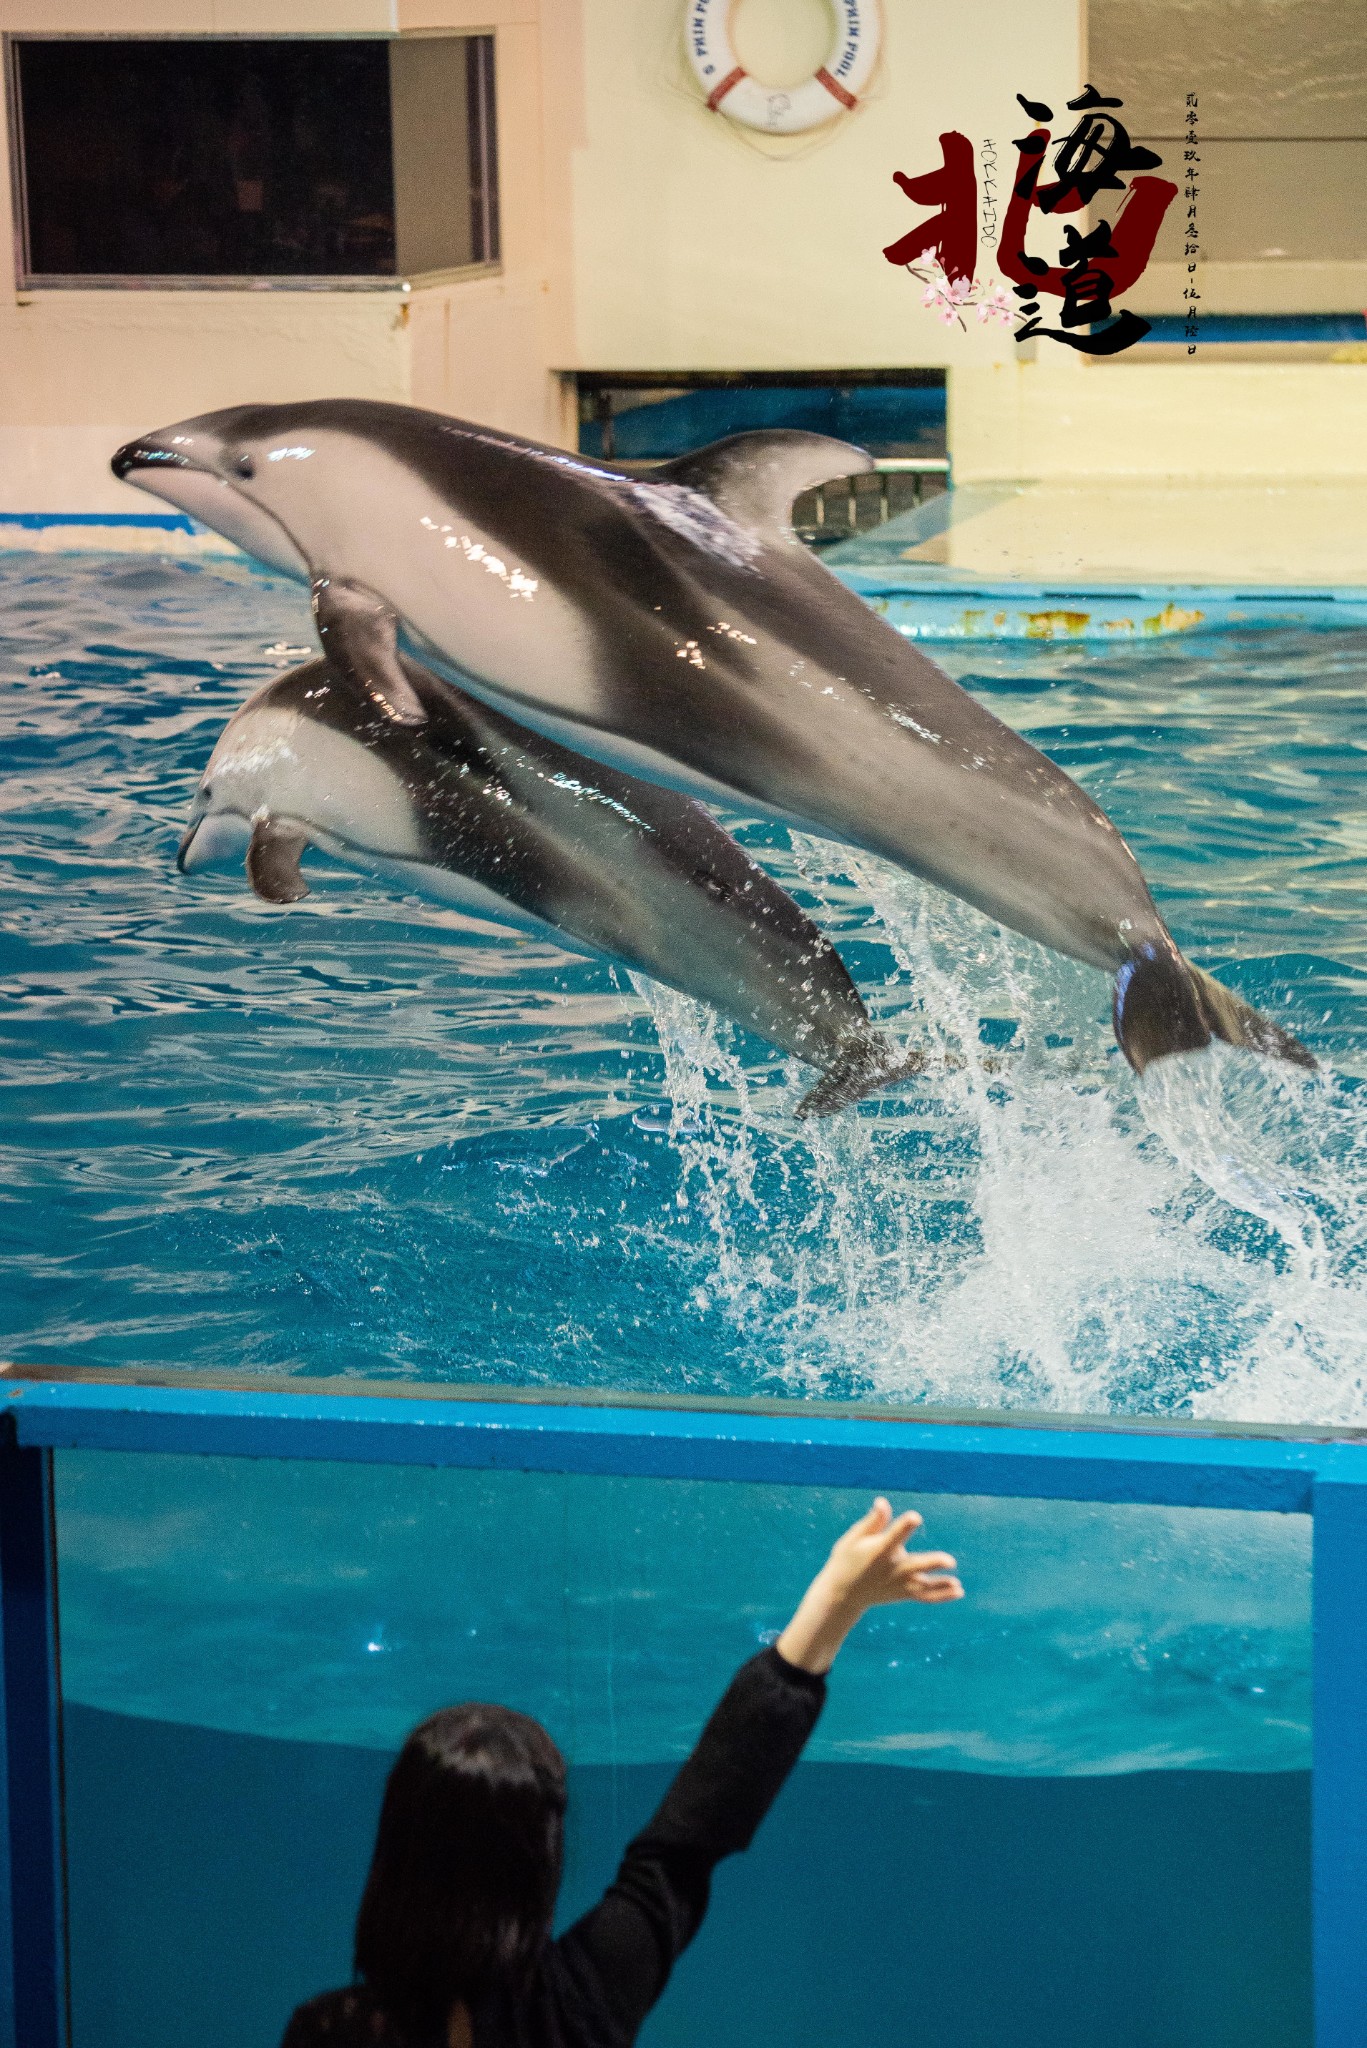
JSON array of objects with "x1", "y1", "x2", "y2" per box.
[
  {"x1": 7, "y1": 35, "x2": 499, "y2": 284},
  {"x1": 575, "y1": 372, "x2": 946, "y2": 460}
]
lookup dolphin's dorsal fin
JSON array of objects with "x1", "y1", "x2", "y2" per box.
[
  {"x1": 654, "y1": 431, "x2": 875, "y2": 537},
  {"x1": 312, "y1": 576, "x2": 428, "y2": 727},
  {"x1": 246, "y1": 818, "x2": 311, "y2": 903}
]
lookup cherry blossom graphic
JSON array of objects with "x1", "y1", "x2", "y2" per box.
[{"x1": 907, "y1": 261, "x2": 1012, "y2": 333}]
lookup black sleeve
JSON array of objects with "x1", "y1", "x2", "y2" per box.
[{"x1": 545, "y1": 1646, "x2": 825, "y2": 2046}]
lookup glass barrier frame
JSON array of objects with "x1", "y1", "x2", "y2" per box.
[{"x1": 1, "y1": 1367, "x2": 1364, "y2": 2048}]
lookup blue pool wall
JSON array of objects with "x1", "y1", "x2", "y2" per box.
[
  {"x1": 65, "y1": 1704, "x2": 1310, "y2": 2048},
  {"x1": 2, "y1": 1382, "x2": 1366, "y2": 2048}
]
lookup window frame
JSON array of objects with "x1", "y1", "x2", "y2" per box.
[{"x1": 2, "y1": 29, "x2": 502, "y2": 292}]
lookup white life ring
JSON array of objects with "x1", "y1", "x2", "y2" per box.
[{"x1": 685, "y1": 0, "x2": 881, "y2": 135}]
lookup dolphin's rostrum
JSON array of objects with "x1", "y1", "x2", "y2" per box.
[
  {"x1": 178, "y1": 642, "x2": 925, "y2": 1116},
  {"x1": 116, "y1": 400, "x2": 1314, "y2": 1076}
]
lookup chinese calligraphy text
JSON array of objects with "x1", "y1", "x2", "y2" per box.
[
  {"x1": 1184, "y1": 94, "x2": 1199, "y2": 354},
  {"x1": 884, "y1": 84, "x2": 1176, "y2": 357}
]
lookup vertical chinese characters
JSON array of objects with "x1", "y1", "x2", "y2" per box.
[
  {"x1": 884, "y1": 85, "x2": 1176, "y2": 355},
  {"x1": 1183, "y1": 94, "x2": 1200, "y2": 354},
  {"x1": 1000, "y1": 87, "x2": 1176, "y2": 353}
]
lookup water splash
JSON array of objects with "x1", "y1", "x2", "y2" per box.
[
  {"x1": 627, "y1": 844, "x2": 1367, "y2": 1425},
  {"x1": 6, "y1": 558, "x2": 1367, "y2": 1425},
  {"x1": 1137, "y1": 1050, "x2": 1367, "y2": 1422},
  {"x1": 625, "y1": 972, "x2": 772, "y2": 1327}
]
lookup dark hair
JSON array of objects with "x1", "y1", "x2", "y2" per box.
[{"x1": 352, "y1": 1703, "x2": 567, "y2": 2042}]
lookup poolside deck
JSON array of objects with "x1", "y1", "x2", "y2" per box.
[{"x1": 823, "y1": 480, "x2": 1367, "y2": 638}]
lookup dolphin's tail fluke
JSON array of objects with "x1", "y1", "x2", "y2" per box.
[
  {"x1": 796, "y1": 1038, "x2": 930, "y2": 1119},
  {"x1": 1112, "y1": 942, "x2": 1316, "y2": 1076}
]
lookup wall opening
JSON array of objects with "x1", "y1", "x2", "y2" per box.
[{"x1": 5, "y1": 34, "x2": 499, "y2": 288}]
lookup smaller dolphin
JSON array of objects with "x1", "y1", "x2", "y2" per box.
[{"x1": 178, "y1": 641, "x2": 923, "y2": 1116}]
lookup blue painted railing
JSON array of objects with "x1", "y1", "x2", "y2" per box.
[{"x1": 1, "y1": 1370, "x2": 1363, "y2": 2048}]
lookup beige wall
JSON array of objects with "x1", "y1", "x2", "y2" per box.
[
  {"x1": 4, "y1": 0, "x2": 1365, "y2": 511},
  {"x1": 404, "y1": 16, "x2": 564, "y2": 439},
  {"x1": 567, "y1": 0, "x2": 1082, "y2": 372},
  {"x1": 952, "y1": 356, "x2": 1367, "y2": 481},
  {"x1": 0, "y1": 292, "x2": 408, "y2": 512},
  {"x1": 0, "y1": 0, "x2": 1088, "y2": 500},
  {"x1": 0, "y1": 0, "x2": 564, "y2": 512}
]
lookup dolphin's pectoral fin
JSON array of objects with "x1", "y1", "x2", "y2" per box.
[
  {"x1": 1112, "y1": 944, "x2": 1317, "y2": 1075},
  {"x1": 796, "y1": 1038, "x2": 930, "y2": 1118},
  {"x1": 246, "y1": 818, "x2": 311, "y2": 904},
  {"x1": 655, "y1": 431, "x2": 875, "y2": 538},
  {"x1": 311, "y1": 576, "x2": 428, "y2": 727}
]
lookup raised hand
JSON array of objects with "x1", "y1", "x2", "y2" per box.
[{"x1": 776, "y1": 1497, "x2": 963, "y2": 1674}]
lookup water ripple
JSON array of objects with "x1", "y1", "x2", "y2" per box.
[{"x1": 2, "y1": 556, "x2": 1365, "y2": 1420}]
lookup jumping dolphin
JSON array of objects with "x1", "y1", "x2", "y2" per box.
[
  {"x1": 115, "y1": 401, "x2": 1314, "y2": 1075},
  {"x1": 177, "y1": 642, "x2": 924, "y2": 1116}
]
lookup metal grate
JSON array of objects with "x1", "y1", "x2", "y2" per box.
[{"x1": 793, "y1": 458, "x2": 950, "y2": 545}]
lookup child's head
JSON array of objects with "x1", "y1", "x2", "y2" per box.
[{"x1": 354, "y1": 1702, "x2": 568, "y2": 2039}]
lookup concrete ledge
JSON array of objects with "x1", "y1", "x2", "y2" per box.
[{"x1": 951, "y1": 360, "x2": 1367, "y2": 483}]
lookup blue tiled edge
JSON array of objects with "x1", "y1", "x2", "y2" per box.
[
  {"x1": 1312, "y1": 1475, "x2": 1367, "y2": 2043},
  {"x1": 1, "y1": 1374, "x2": 1360, "y2": 1510},
  {"x1": 1142, "y1": 313, "x2": 1367, "y2": 344},
  {"x1": 830, "y1": 571, "x2": 1367, "y2": 639},
  {"x1": 0, "y1": 511, "x2": 197, "y2": 531}
]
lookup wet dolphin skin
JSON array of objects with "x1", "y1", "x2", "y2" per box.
[
  {"x1": 117, "y1": 401, "x2": 1313, "y2": 1075},
  {"x1": 179, "y1": 651, "x2": 923, "y2": 1115}
]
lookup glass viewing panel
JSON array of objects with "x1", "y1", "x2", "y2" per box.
[
  {"x1": 8, "y1": 35, "x2": 499, "y2": 284},
  {"x1": 55, "y1": 1451, "x2": 1312, "y2": 2048}
]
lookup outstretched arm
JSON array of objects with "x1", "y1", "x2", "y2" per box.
[{"x1": 549, "y1": 1499, "x2": 963, "y2": 2046}]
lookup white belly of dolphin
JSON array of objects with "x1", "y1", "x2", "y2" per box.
[
  {"x1": 206, "y1": 709, "x2": 427, "y2": 860},
  {"x1": 258, "y1": 433, "x2": 606, "y2": 719}
]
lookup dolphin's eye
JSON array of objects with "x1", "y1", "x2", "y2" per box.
[
  {"x1": 201, "y1": 783, "x2": 212, "y2": 800},
  {"x1": 233, "y1": 454, "x2": 256, "y2": 480}
]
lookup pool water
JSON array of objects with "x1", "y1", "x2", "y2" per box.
[
  {"x1": 2, "y1": 553, "x2": 1365, "y2": 1418},
  {"x1": 67, "y1": 1709, "x2": 1309, "y2": 2048},
  {"x1": 57, "y1": 1458, "x2": 1311, "y2": 2048},
  {"x1": 4, "y1": 551, "x2": 1343, "y2": 2047}
]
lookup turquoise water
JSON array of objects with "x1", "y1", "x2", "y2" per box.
[
  {"x1": 54, "y1": 1458, "x2": 1311, "y2": 1775},
  {"x1": 3, "y1": 553, "x2": 1367, "y2": 1416},
  {"x1": 58, "y1": 1457, "x2": 1311, "y2": 2048},
  {"x1": 4, "y1": 551, "x2": 1344, "y2": 2044}
]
